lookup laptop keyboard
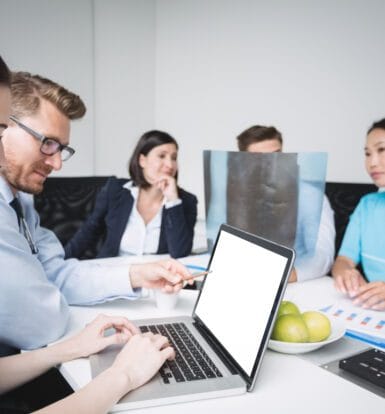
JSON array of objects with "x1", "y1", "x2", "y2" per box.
[
  {"x1": 139, "y1": 322, "x2": 223, "y2": 384},
  {"x1": 339, "y1": 348, "x2": 385, "y2": 389}
]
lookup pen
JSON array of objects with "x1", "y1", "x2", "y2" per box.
[
  {"x1": 186, "y1": 264, "x2": 207, "y2": 272},
  {"x1": 185, "y1": 270, "x2": 212, "y2": 282},
  {"x1": 173, "y1": 270, "x2": 212, "y2": 286}
]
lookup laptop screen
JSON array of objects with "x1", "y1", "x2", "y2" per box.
[{"x1": 193, "y1": 225, "x2": 293, "y2": 379}]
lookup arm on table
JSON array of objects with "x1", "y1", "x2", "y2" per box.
[
  {"x1": 33, "y1": 327, "x2": 174, "y2": 414},
  {"x1": 0, "y1": 315, "x2": 137, "y2": 394},
  {"x1": 333, "y1": 256, "x2": 385, "y2": 310}
]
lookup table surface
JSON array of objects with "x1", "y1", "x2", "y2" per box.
[{"x1": 60, "y1": 272, "x2": 384, "y2": 414}]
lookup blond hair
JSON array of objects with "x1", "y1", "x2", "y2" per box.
[{"x1": 11, "y1": 71, "x2": 86, "y2": 120}]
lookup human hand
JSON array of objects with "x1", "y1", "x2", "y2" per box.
[
  {"x1": 110, "y1": 332, "x2": 175, "y2": 391},
  {"x1": 156, "y1": 175, "x2": 178, "y2": 202},
  {"x1": 333, "y1": 268, "x2": 367, "y2": 297},
  {"x1": 288, "y1": 268, "x2": 297, "y2": 283},
  {"x1": 130, "y1": 259, "x2": 191, "y2": 292},
  {"x1": 64, "y1": 314, "x2": 140, "y2": 359},
  {"x1": 351, "y1": 281, "x2": 385, "y2": 310}
]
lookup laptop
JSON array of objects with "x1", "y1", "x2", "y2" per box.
[{"x1": 90, "y1": 224, "x2": 295, "y2": 411}]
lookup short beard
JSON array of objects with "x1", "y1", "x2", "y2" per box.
[
  {"x1": 15, "y1": 180, "x2": 44, "y2": 195},
  {"x1": 5, "y1": 170, "x2": 44, "y2": 195},
  {"x1": 2, "y1": 160, "x2": 51, "y2": 195}
]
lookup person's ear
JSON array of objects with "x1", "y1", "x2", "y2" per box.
[{"x1": 139, "y1": 154, "x2": 146, "y2": 169}]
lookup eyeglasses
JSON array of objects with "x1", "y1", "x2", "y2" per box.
[{"x1": 9, "y1": 115, "x2": 75, "y2": 161}]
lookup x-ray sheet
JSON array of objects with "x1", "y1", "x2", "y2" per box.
[
  {"x1": 294, "y1": 152, "x2": 328, "y2": 261},
  {"x1": 204, "y1": 151, "x2": 327, "y2": 261}
]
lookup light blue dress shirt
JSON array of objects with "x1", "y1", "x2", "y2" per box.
[
  {"x1": 339, "y1": 191, "x2": 385, "y2": 282},
  {"x1": 0, "y1": 176, "x2": 139, "y2": 355},
  {"x1": 294, "y1": 193, "x2": 336, "y2": 282}
]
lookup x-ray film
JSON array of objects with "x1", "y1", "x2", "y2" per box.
[{"x1": 204, "y1": 151, "x2": 327, "y2": 261}]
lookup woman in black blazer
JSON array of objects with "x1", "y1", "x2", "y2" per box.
[{"x1": 65, "y1": 130, "x2": 197, "y2": 259}]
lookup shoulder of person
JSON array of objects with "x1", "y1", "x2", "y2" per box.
[
  {"x1": 348, "y1": 191, "x2": 385, "y2": 218},
  {"x1": 360, "y1": 190, "x2": 385, "y2": 206},
  {"x1": 103, "y1": 176, "x2": 131, "y2": 192}
]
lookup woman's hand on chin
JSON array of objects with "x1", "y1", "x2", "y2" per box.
[{"x1": 156, "y1": 175, "x2": 178, "y2": 201}]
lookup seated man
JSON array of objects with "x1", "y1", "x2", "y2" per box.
[
  {"x1": 237, "y1": 125, "x2": 335, "y2": 282},
  {"x1": 0, "y1": 71, "x2": 189, "y2": 357}
]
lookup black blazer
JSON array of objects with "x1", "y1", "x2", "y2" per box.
[{"x1": 64, "y1": 177, "x2": 198, "y2": 259}]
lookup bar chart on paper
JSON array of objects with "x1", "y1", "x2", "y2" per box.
[{"x1": 320, "y1": 299, "x2": 385, "y2": 350}]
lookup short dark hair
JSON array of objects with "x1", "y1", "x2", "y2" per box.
[
  {"x1": 128, "y1": 130, "x2": 178, "y2": 188},
  {"x1": 0, "y1": 55, "x2": 11, "y2": 87},
  {"x1": 236, "y1": 125, "x2": 282, "y2": 151},
  {"x1": 367, "y1": 118, "x2": 385, "y2": 135}
]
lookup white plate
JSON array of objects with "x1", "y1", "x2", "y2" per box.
[{"x1": 268, "y1": 318, "x2": 346, "y2": 354}]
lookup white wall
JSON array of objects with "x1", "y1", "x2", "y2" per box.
[
  {"x1": 0, "y1": 0, "x2": 95, "y2": 176},
  {"x1": 155, "y1": 0, "x2": 385, "y2": 217},
  {"x1": 1, "y1": 0, "x2": 385, "y2": 217},
  {"x1": 93, "y1": 0, "x2": 155, "y2": 177}
]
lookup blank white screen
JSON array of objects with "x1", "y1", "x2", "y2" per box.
[{"x1": 195, "y1": 230, "x2": 288, "y2": 375}]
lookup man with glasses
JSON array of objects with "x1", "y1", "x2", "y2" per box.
[{"x1": 0, "y1": 71, "x2": 189, "y2": 357}]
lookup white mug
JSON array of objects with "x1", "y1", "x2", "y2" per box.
[{"x1": 154, "y1": 289, "x2": 179, "y2": 310}]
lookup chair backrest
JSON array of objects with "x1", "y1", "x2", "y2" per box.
[
  {"x1": 34, "y1": 177, "x2": 377, "y2": 260},
  {"x1": 34, "y1": 176, "x2": 112, "y2": 259},
  {"x1": 325, "y1": 181, "x2": 377, "y2": 255}
]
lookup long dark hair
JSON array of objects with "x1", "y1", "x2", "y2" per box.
[{"x1": 128, "y1": 130, "x2": 178, "y2": 188}]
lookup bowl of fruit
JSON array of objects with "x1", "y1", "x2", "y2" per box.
[{"x1": 268, "y1": 301, "x2": 345, "y2": 354}]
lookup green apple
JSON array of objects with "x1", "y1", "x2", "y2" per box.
[
  {"x1": 302, "y1": 311, "x2": 331, "y2": 342},
  {"x1": 277, "y1": 300, "x2": 301, "y2": 318},
  {"x1": 271, "y1": 314, "x2": 309, "y2": 342}
]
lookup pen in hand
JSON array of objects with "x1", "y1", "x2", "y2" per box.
[
  {"x1": 173, "y1": 270, "x2": 213, "y2": 286},
  {"x1": 186, "y1": 270, "x2": 212, "y2": 281}
]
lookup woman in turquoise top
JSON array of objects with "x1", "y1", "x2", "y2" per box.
[{"x1": 332, "y1": 119, "x2": 385, "y2": 311}]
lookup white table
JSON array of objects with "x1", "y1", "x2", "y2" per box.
[{"x1": 60, "y1": 277, "x2": 384, "y2": 413}]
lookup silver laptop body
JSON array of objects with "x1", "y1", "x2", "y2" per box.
[{"x1": 91, "y1": 224, "x2": 295, "y2": 411}]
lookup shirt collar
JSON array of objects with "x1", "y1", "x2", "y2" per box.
[
  {"x1": 122, "y1": 181, "x2": 167, "y2": 205},
  {"x1": 123, "y1": 180, "x2": 134, "y2": 190},
  {"x1": 123, "y1": 181, "x2": 139, "y2": 200},
  {"x1": 378, "y1": 187, "x2": 385, "y2": 192},
  {"x1": 0, "y1": 175, "x2": 16, "y2": 204}
]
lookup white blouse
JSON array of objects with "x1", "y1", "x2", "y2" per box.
[{"x1": 118, "y1": 183, "x2": 181, "y2": 256}]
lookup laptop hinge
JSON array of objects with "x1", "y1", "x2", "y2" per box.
[{"x1": 193, "y1": 320, "x2": 239, "y2": 375}]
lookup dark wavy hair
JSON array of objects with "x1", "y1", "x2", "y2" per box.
[
  {"x1": 128, "y1": 130, "x2": 178, "y2": 188},
  {"x1": 0, "y1": 55, "x2": 11, "y2": 87}
]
